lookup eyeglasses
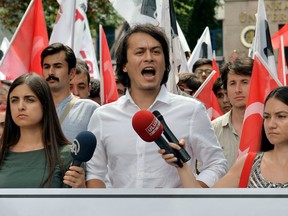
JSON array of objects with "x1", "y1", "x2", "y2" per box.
[{"x1": 194, "y1": 69, "x2": 212, "y2": 76}]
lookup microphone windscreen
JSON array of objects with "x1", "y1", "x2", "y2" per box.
[
  {"x1": 70, "y1": 131, "x2": 97, "y2": 162},
  {"x1": 132, "y1": 110, "x2": 163, "y2": 142}
]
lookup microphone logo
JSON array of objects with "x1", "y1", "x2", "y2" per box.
[
  {"x1": 145, "y1": 117, "x2": 161, "y2": 136},
  {"x1": 71, "y1": 138, "x2": 80, "y2": 156}
]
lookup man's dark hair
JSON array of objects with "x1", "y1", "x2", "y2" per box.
[
  {"x1": 220, "y1": 55, "x2": 253, "y2": 90},
  {"x1": 178, "y1": 73, "x2": 202, "y2": 93},
  {"x1": 41, "y1": 43, "x2": 76, "y2": 73},
  {"x1": 89, "y1": 78, "x2": 100, "y2": 98},
  {"x1": 76, "y1": 58, "x2": 90, "y2": 84},
  {"x1": 115, "y1": 23, "x2": 171, "y2": 88},
  {"x1": 212, "y1": 77, "x2": 223, "y2": 96},
  {"x1": 192, "y1": 58, "x2": 212, "y2": 72}
]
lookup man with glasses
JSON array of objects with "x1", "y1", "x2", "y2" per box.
[{"x1": 192, "y1": 58, "x2": 213, "y2": 83}]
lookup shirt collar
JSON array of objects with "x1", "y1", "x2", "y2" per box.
[
  {"x1": 221, "y1": 109, "x2": 232, "y2": 127},
  {"x1": 57, "y1": 94, "x2": 75, "y2": 108},
  {"x1": 120, "y1": 85, "x2": 170, "y2": 108}
]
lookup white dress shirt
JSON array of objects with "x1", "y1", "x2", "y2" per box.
[{"x1": 86, "y1": 85, "x2": 227, "y2": 188}]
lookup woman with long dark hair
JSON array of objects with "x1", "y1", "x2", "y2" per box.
[
  {"x1": 0, "y1": 73, "x2": 85, "y2": 187},
  {"x1": 160, "y1": 86, "x2": 288, "y2": 188}
]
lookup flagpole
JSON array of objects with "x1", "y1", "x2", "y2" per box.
[
  {"x1": 0, "y1": 0, "x2": 35, "y2": 66},
  {"x1": 280, "y1": 36, "x2": 287, "y2": 86},
  {"x1": 99, "y1": 24, "x2": 103, "y2": 105},
  {"x1": 71, "y1": 0, "x2": 76, "y2": 50}
]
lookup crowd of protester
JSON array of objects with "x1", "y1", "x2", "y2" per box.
[{"x1": 0, "y1": 23, "x2": 286, "y2": 188}]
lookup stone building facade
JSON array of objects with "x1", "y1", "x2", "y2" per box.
[{"x1": 222, "y1": 0, "x2": 288, "y2": 60}]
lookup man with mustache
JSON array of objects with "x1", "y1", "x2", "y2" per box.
[{"x1": 41, "y1": 43, "x2": 99, "y2": 142}]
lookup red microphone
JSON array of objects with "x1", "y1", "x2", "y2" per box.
[{"x1": 132, "y1": 110, "x2": 183, "y2": 167}]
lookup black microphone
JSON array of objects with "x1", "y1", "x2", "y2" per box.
[
  {"x1": 70, "y1": 131, "x2": 97, "y2": 167},
  {"x1": 132, "y1": 110, "x2": 183, "y2": 168},
  {"x1": 152, "y1": 110, "x2": 191, "y2": 163}
]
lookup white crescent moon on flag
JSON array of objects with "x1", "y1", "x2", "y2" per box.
[
  {"x1": 32, "y1": 37, "x2": 45, "y2": 60},
  {"x1": 243, "y1": 102, "x2": 264, "y2": 122}
]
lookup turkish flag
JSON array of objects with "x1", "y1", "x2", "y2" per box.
[
  {"x1": 100, "y1": 25, "x2": 119, "y2": 105},
  {"x1": 194, "y1": 70, "x2": 222, "y2": 120},
  {"x1": 212, "y1": 50, "x2": 220, "y2": 77},
  {"x1": 271, "y1": 24, "x2": 288, "y2": 86},
  {"x1": 238, "y1": 53, "x2": 281, "y2": 157},
  {"x1": 271, "y1": 22, "x2": 288, "y2": 49},
  {"x1": 0, "y1": 0, "x2": 48, "y2": 80},
  {"x1": 195, "y1": 53, "x2": 222, "y2": 120},
  {"x1": 276, "y1": 36, "x2": 287, "y2": 86}
]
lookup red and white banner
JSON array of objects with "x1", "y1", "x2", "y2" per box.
[
  {"x1": 238, "y1": 53, "x2": 281, "y2": 157},
  {"x1": 0, "y1": 0, "x2": 48, "y2": 80},
  {"x1": 50, "y1": 0, "x2": 99, "y2": 79},
  {"x1": 100, "y1": 25, "x2": 118, "y2": 105}
]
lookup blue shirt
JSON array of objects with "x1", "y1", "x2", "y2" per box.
[{"x1": 56, "y1": 94, "x2": 99, "y2": 142}]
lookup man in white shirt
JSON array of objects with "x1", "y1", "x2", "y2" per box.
[{"x1": 86, "y1": 24, "x2": 227, "y2": 188}]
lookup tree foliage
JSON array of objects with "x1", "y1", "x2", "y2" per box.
[
  {"x1": 0, "y1": 0, "x2": 122, "y2": 37},
  {"x1": 186, "y1": 0, "x2": 220, "y2": 51},
  {"x1": 174, "y1": 0, "x2": 193, "y2": 37}
]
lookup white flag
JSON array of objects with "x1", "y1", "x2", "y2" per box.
[
  {"x1": 251, "y1": 0, "x2": 276, "y2": 77},
  {"x1": 187, "y1": 27, "x2": 213, "y2": 73},
  {"x1": 110, "y1": 0, "x2": 161, "y2": 27},
  {"x1": 50, "y1": 0, "x2": 99, "y2": 79},
  {"x1": 0, "y1": 37, "x2": 10, "y2": 55},
  {"x1": 177, "y1": 21, "x2": 190, "y2": 53}
]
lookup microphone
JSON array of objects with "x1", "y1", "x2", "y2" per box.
[
  {"x1": 132, "y1": 110, "x2": 183, "y2": 168},
  {"x1": 152, "y1": 110, "x2": 191, "y2": 163},
  {"x1": 70, "y1": 131, "x2": 97, "y2": 167}
]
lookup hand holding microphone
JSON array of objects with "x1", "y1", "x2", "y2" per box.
[
  {"x1": 70, "y1": 131, "x2": 97, "y2": 166},
  {"x1": 64, "y1": 131, "x2": 97, "y2": 188},
  {"x1": 152, "y1": 110, "x2": 191, "y2": 163},
  {"x1": 132, "y1": 110, "x2": 186, "y2": 168}
]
